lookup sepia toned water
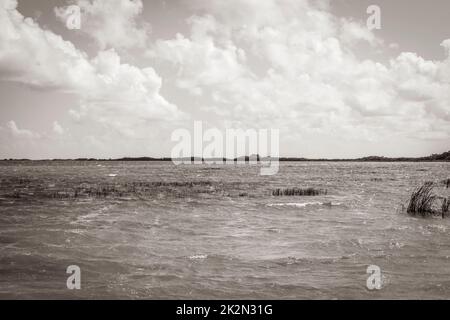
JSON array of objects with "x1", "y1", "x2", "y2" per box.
[{"x1": 0, "y1": 161, "x2": 449, "y2": 299}]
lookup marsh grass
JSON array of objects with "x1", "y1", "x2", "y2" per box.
[
  {"x1": 442, "y1": 198, "x2": 450, "y2": 217},
  {"x1": 406, "y1": 182, "x2": 437, "y2": 217},
  {"x1": 443, "y1": 178, "x2": 450, "y2": 189},
  {"x1": 272, "y1": 187, "x2": 327, "y2": 196},
  {"x1": 7, "y1": 180, "x2": 218, "y2": 200},
  {"x1": 405, "y1": 180, "x2": 450, "y2": 218}
]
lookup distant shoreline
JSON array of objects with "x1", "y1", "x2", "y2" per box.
[{"x1": 1, "y1": 150, "x2": 449, "y2": 163}]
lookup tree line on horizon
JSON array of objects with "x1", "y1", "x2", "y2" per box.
[{"x1": 2, "y1": 151, "x2": 450, "y2": 162}]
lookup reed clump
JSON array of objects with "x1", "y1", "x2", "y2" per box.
[
  {"x1": 272, "y1": 187, "x2": 327, "y2": 196},
  {"x1": 406, "y1": 182, "x2": 437, "y2": 217},
  {"x1": 443, "y1": 178, "x2": 450, "y2": 189},
  {"x1": 6, "y1": 180, "x2": 218, "y2": 200},
  {"x1": 442, "y1": 197, "x2": 450, "y2": 217},
  {"x1": 405, "y1": 181, "x2": 450, "y2": 218}
]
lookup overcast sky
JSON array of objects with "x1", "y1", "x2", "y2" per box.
[{"x1": 1, "y1": 0, "x2": 449, "y2": 159}]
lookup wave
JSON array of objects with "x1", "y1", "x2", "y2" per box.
[
  {"x1": 188, "y1": 254, "x2": 208, "y2": 260},
  {"x1": 267, "y1": 201, "x2": 342, "y2": 208}
]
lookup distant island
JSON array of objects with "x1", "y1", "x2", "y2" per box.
[
  {"x1": 1, "y1": 151, "x2": 449, "y2": 162},
  {"x1": 278, "y1": 150, "x2": 450, "y2": 162}
]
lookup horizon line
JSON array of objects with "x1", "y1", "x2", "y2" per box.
[{"x1": 1, "y1": 150, "x2": 449, "y2": 162}]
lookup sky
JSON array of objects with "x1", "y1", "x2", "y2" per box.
[{"x1": 0, "y1": 0, "x2": 449, "y2": 159}]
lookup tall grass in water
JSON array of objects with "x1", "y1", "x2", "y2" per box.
[
  {"x1": 272, "y1": 187, "x2": 327, "y2": 196},
  {"x1": 406, "y1": 182, "x2": 437, "y2": 217},
  {"x1": 7, "y1": 180, "x2": 217, "y2": 200},
  {"x1": 443, "y1": 178, "x2": 450, "y2": 189},
  {"x1": 442, "y1": 198, "x2": 450, "y2": 218}
]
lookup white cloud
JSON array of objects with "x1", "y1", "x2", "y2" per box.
[
  {"x1": 53, "y1": 121, "x2": 65, "y2": 135},
  {"x1": 152, "y1": 0, "x2": 450, "y2": 146},
  {"x1": 1, "y1": 0, "x2": 449, "y2": 158},
  {"x1": 6, "y1": 120, "x2": 38, "y2": 139},
  {"x1": 340, "y1": 18, "x2": 381, "y2": 47},
  {"x1": 441, "y1": 39, "x2": 450, "y2": 55},
  {"x1": 55, "y1": 0, "x2": 149, "y2": 50},
  {"x1": 0, "y1": 0, "x2": 182, "y2": 138},
  {"x1": 151, "y1": 16, "x2": 248, "y2": 95}
]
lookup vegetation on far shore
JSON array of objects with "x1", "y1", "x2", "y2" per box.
[{"x1": 1, "y1": 151, "x2": 450, "y2": 163}]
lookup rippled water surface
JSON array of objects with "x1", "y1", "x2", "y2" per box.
[{"x1": 1, "y1": 161, "x2": 450, "y2": 299}]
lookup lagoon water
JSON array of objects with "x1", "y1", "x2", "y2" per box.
[{"x1": 0, "y1": 161, "x2": 450, "y2": 299}]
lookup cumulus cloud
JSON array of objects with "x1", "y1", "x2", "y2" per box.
[
  {"x1": 0, "y1": 0, "x2": 92, "y2": 90},
  {"x1": 151, "y1": 16, "x2": 248, "y2": 95},
  {"x1": 6, "y1": 121, "x2": 38, "y2": 139},
  {"x1": 340, "y1": 18, "x2": 381, "y2": 47},
  {"x1": 151, "y1": 0, "x2": 450, "y2": 145},
  {"x1": 55, "y1": 0, "x2": 149, "y2": 50},
  {"x1": 0, "y1": 0, "x2": 181, "y2": 138},
  {"x1": 52, "y1": 121, "x2": 64, "y2": 135},
  {"x1": 0, "y1": 0, "x2": 449, "y2": 158}
]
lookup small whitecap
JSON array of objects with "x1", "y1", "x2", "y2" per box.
[
  {"x1": 189, "y1": 254, "x2": 208, "y2": 260},
  {"x1": 267, "y1": 201, "x2": 341, "y2": 208},
  {"x1": 267, "y1": 202, "x2": 322, "y2": 208},
  {"x1": 389, "y1": 241, "x2": 405, "y2": 249}
]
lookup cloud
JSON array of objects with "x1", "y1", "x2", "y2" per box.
[
  {"x1": 55, "y1": 0, "x2": 149, "y2": 50},
  {"x1": 340, "y1": 18, "x2": 381, "y2": 47},
  {"x1": 53, "y1": 121, "x2": 64, "y2": 135},
  {"x1": 6, "y1": 120, "x2": 38, "y2": 139},
  {"x1": 151, "y1": 15, "x2": 248, "y2": 95},
  {"x1": 441, "y1": 39, "x2": 450, "y2": 55},
  {"x1": 0, "y1": 0, "x2": 181, "y2": 137},
  {"x1": 0, "y1": 0, "x2": 449, "y2": 158},
  {"x1": 151, "y1": 0, "x2": 450, "y2": 145},
  {"x1": 0, "y1": 0, "x2": 92, "y2": 90}
]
